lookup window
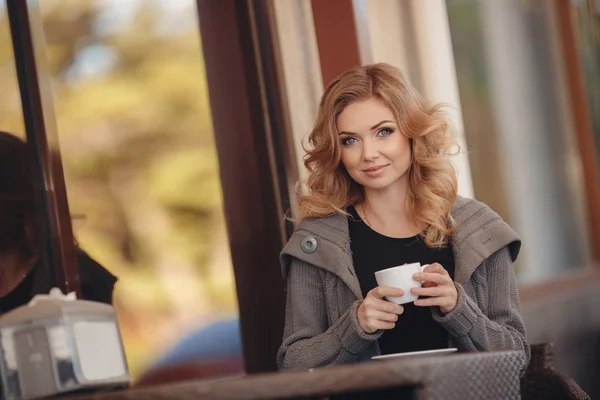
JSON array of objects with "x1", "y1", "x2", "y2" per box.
[
  {"x1": 446, "y1": 0, "x2": 591, "y2": 282},
  {"x1": 35, "y1": 0, "x2": 237, "y2": 377}
]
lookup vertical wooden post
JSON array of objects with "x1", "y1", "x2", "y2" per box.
[
  {"x1": 6, "y1": 1, "x2": 81, "y2": 296},
  {"x1": 196, "y1": 0, "x2": 293, "y2": 373},
  {"x1": 555, "y1": 0, "x2": 600, "y2": 263},
  {"x1": 311, "y1": 0, "x2": 362, "y2": 86}
]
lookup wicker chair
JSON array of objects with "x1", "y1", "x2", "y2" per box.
[{"x1": 521, "y1": 343, "x2": 590, "y2": 400}]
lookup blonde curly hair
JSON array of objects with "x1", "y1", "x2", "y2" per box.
[{"x1": 297, "y1": 63, "x2": 458, "y2": 248}]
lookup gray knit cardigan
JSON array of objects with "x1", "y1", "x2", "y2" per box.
[{"x1": 277, "y1": 196, "x2": 530, "y2": 375}]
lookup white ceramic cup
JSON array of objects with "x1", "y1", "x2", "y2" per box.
[{"x1": 374, "y1": 263, "x2": 429, "y2": 304}]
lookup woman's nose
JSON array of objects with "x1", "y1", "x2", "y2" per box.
[{"x1": 361, "y1": 139, "x2": 380, "y2": 161}]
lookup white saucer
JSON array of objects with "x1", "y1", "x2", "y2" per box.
[{"x1": 371, "y1": 347, "x2": 458, "y2": 360}]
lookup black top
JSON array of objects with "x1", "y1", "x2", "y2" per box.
[
  {"x1": 348, "y1": 206, "x2": 455, "y2": 355},
  {"x1": 0, "y1": 250, "x2": 117, "y2": 314}
]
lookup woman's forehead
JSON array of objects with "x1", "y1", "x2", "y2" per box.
[{"x1": 336, "y1": 98, "x2": 396, "y2": 133}]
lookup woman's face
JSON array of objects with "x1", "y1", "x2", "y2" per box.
[{"x1": 336, "y1": 97, "x2": 411, "y2": 192}]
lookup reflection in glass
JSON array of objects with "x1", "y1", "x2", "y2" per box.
[
  {"x1": 571, "y1": 0, "x2": 600, "y2": 172},
  {"x1": 36, "y1": 0, "x2": 237, "y2": 378},
  {"x1": 446, "y1": 0, "x2": 591, "y2": 281}
]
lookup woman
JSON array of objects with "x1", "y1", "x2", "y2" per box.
[
  {"x1": 277, "y1": 64, "x2": 530, "y2": 374},
  {"x1": 0, "y1": 131, "x2": 116, "y2": 314}
]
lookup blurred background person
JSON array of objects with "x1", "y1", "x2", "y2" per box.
[{"x1": 0, "y1": 131, "x2": 116, "y2": 314}]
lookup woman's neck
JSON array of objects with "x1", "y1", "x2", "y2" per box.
[
  {"x1": 0, "y1": 251, "x2": 33, "y2": 298},
  {"x1": 360, "y1": 179, "x2": 422, "y2": 238}
]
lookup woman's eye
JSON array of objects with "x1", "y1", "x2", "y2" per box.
[
  {"x1": 377, "y1": 128, "x2": 393, "y2": 137},
  {"x1": 341, "y1": 137, "x2": 358, "y2": 146}
]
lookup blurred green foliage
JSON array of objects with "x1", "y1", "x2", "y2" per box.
[{"x1": 0, "y1": 0, "x2": 237, "y2": 378}]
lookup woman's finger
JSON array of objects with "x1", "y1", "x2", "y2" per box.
[
  {"x1": 367, "y1": 310, "x2": 400, "y2": 323},
  {"x1": 414, "y1": 297, "x2": 444, "y2": 307},
  {"x1": 422, "y1": 263, "x2": 449, "y2": 276},
  {"x1": 410, "y1": 286, "x2": 447, "y2": 298},
  {"x1": 368, "y1": 286, "x2": 404, "y2": 299},
  {"x1": 368, "y1": 298, "x2": 404, "y2": 315},
  {"x1": 372, "y1": 321, "x2": 396, "y2": 331},
  {"x1": 413, "y1": 272, "x2": 449, "y2": 285}
]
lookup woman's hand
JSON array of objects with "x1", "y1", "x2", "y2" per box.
[
  {"x1": 357, "y1": 286, "x2": 404, "y2": 333},
  {"x1": 411, "y1": 263, "x2": 458, "y2": 314}
]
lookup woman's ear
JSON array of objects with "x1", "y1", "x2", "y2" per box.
[{"x1": 22, "y1": 214, "x2": 41, "y2": 261}]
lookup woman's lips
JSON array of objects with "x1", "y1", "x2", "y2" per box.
[{"x1": 363, "y1": 164, "x2": 389, "y2": 176}]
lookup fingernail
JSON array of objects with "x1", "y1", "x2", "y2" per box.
[{"x1": 414, "y1": 273, "x2": 421, "y2": 280}]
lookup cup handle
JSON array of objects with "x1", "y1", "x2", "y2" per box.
[{"x1": 420, "y1": 264, "x2": 429, "y2": 272}]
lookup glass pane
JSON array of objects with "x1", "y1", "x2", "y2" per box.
[
  {"x1": 446, "y1": 0, "x2": 591, "y2": 282},
  {"x1": 0, "y1": 2, "x2": 25, "y2": 136},
  {"x1": 571, "y1": 0, "x2": 600, "y2": 173},
  {"x1": 0, "y1": 3, "x2": 40, "y2": 313},
  {"x1": 38, "y1": 0, "x2": 239, "y2": 378}
]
